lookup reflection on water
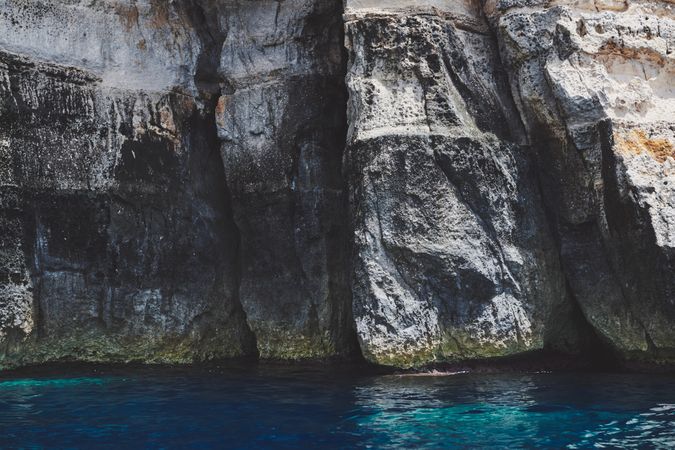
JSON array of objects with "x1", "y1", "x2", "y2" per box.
[
  {"x1": 352, "y1": 374, "x2": 675, "y2": 448},
  {"x1": 0, "y1": 366, "x2": 673, "y2": 448},
  {"x1": 353, "y1": 375, "x2": 541, "y2": 447},
  {"x1": 0, "y1": 377, "x2": 106, "y2": 389}
]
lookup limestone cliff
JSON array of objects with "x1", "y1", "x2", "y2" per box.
[
  {"x1": 0, "y1": 0, "x2": 672, "y2": 369},
  {"x1": 487, "y1": 0, "x2": 675, "y2": 363}
]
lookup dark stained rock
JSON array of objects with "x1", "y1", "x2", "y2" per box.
[
  {"x1": 0, "y1": 3, "x2": 257, "y2": 366},
  {"x1": 212, "y1": 0, "x2": 355, "y2": 359}
]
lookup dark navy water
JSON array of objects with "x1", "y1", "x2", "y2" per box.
[{"x1": 0, "y1": 364, "x2": 673, "y2": 449}]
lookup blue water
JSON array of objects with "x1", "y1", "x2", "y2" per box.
[{"x1": 0, "y1": 365, "x2": 673, "y2": 449}]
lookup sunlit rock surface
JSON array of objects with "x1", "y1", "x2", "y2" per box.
[
  {"x1": 0, "y1": 0, "x2": 672, "y2": 369},
  {"x1": 488, "y1": 0, "x2": 675, "y2": 361}
]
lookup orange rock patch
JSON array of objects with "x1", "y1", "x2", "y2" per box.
[
  {"x1": 149, "y1": 3, "x2": 170, "y2": 29},
  {"x1": 116, "y1": 5, "x2": 139, "y2": 31},
  {"x1": 215, "y1": 96, "x2": 229, "y2": 130},
  {"x1": 615, "y1": 129, "x2": 675, "y2": 163},
  {"x1": 596, "y1": 42, "x2": 666, "y2": 68}
]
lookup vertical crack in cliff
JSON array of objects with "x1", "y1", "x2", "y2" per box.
[
  {"x1": 333, "y1": 2, "x2": 367, "y2": 363},
  {"x1": 184, "y1": 0, "x2": 363, "y2": 361},
  {"x1": 186, "y1": 0, "x2": 258, "y2": 358},
  {"x1": 317, "y1": 0, "x2": 361, "y2": 360}
]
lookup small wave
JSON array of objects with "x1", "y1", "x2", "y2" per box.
[
  {"x1": 397, "y1": 370, "x2": 470, "y2": 377},
  {"x1": 569, "y1": 404, "x2": 675, "y2": 449},
  {"x1": 651, "y1": 404, "x2": 675, "y2": 413}
]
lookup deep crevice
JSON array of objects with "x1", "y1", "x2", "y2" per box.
[{"x1": 187, "y1": 0, "x2": 259, "y2": 358}]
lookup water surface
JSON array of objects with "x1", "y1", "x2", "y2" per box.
[{"x1": 0, "y1": 365, "x2": 673, "y2": 448}]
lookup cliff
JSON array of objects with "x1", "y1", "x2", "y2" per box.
[{"x1": 0, "y1": 0, "x2": 672, "y2": 369}]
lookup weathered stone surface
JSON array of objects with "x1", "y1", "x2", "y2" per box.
[
  {"x1": 0, "y1": 1, "x2": 256, "y2": 367},
  {"x1": 0, "y1": 0, "x2": 356, "y2": 367},
  {"x1": 343, "y1": 6, "x2": 575, "y2": 367},
  {"x1": 489, "y1": 0, "x2": 675, "y2": 361},
  {"x1": 213, "y1": 0, "x2": 354, "y2": 359}
]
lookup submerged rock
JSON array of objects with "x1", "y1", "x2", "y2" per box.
[{"x1": 0, "y1": 0, "x2": 672, "y2": 369}]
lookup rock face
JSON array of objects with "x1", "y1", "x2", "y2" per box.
[
  {"x1": 213, "y1": 0, "x2": 354, "y2": 359},
  {"x1": 0, "y1": 0, "x2": 257, "y2": 366},
  {"x1": 487, "y1": 0, "x2": 675, "y2": 362},
  {"x1": 343, "y1": 1, "x2": 569, "y2": 366},
  {"x1": 0, "y1": 0, "x2": 673, "y2": 369}
]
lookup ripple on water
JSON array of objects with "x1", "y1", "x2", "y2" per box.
[{"x1": 570, "y1": 404, "x2": 675, "y2": 449}]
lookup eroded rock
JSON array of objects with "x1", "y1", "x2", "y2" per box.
[
  {"x1": 213, "y1": 0, "x2": 354, "y2": 359},
  {"x1": 489, "y1": 0, "x2": 675, "y2": 361},
  {"x1": 344, "y1": 4, "x2": 573, "y2": 367},
  {"x1": 0, "y1": 1, "x2": 256, "y2": 367}
]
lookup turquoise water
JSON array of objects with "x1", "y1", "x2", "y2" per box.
[{"x1": 0, "y1": 365, "x2": 673, "y2": 448}]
